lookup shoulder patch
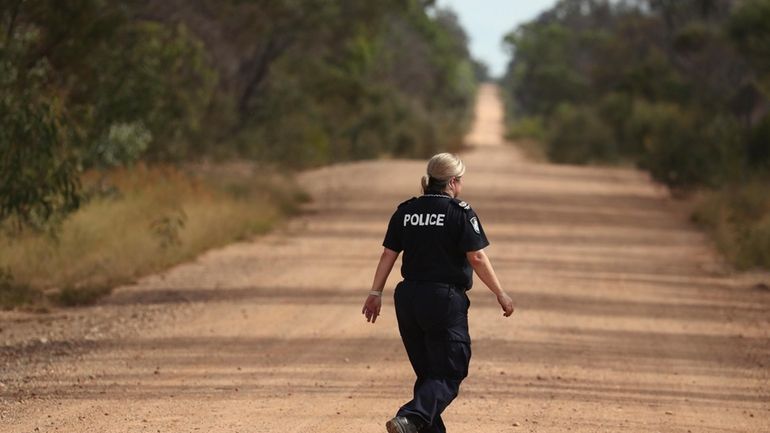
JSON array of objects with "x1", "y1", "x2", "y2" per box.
[
  {"x1": 451, "y1": 198, "x2": 471, "y2": 211},
  {"x1": 397, "y1": 197, "x2": 417, "y2": 208},
  {"x1": 470, "y1": 216, "x2": 481, "y2": 234}
]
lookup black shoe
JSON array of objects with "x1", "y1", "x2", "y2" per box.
[{"x1": 386, "y1": 416, "x2": 420, "y2": 433}]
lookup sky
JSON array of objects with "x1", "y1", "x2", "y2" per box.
[{"x1": 435, "y1": 0, "x2": 557, "y2": 78}]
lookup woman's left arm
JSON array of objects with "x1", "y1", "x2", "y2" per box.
[{"x1": 362, "y1": 247, "x2": 399, "y2": 323}]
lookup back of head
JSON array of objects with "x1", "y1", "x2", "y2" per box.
[{"x1": 421, "y1": 153, "x2": 466, "y2": 194}]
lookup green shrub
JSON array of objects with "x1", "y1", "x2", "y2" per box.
[
  {"x1": 630, "y1": 102, "x2": 742, "y2": 189},
  {"x1": 692, "y1": 179, "x2": 770, "y2": 269},
  {"x1": 88, "y1": 122, "x2": 152, "y2": 168},
  {"x1": 508, "y1": 116, "x2": 547, "y2": 141},
  {"x1": 0, "y1": 267, "x2": 43, "y2": 310},
  {"x1": 0, "y1": 29, "x2": 81, "y2": 231},
  {"x1": 747, "y1": 115, "x2": 770, "y2": 170},
  {"x1": 597, "y1": 92, "x2": 635, "y2": 157},
  {"x1": 728, "y1": 0, "x2": 770, "y2": 92},
  {"x1": 739, "y1": 217, "x2": 770, "y2": 268},
  {"x1": 547, "y1": 104, "x2": 616, "y2": 164},
  {"x1": 0, "y1": 163, "x2": 304, "y2": 308},
  {"x1": 504, "y1": 116, "x2": 548, "y2": 161},
  {"x1": 55, "y1": 285, "x2": 112, "y2": 307}
]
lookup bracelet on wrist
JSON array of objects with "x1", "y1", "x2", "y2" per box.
[{"x1": 369, "y1": 290, "x2": 383, "y2": 297}]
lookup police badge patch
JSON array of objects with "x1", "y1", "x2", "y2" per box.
[{"x1": 470, "y1": 216, "x2": 480, "y2": 234}]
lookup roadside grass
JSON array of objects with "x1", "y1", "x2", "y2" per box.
[
  {"x1": 0, "y1": 268, "x2": 45, "y2": 309},
  {"x1": 0, "y1": 163, "x2": 307, "y2": 310},
  {"x1": 506, "y1": 117, "x2": 548, "y2": 162},
  {"x1": 507, "y1": 137, "x2": 548, "y2": 162},
  {"x1": 691, "y1": 178, "x2": 770, "y2": 270}
]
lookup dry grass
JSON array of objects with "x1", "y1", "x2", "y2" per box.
[
  {"x1": 509, "y1": 138, "x2": 548, "y2": 162},
  {"x1": 691, "y1": 178, "x2": 770, "y2": 271},
  {"x1": 0, "y1": 163, "x2": 306, "y2": 308},
  {"x1": 506, "y1": 117, "x2": 548, "y2": 162}
]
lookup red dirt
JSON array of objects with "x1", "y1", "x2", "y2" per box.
[{"x1": 1, "y1": 84, "x2": 768, "y2": 433}]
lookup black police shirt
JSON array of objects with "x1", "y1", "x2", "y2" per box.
[{"x1": 382, "y1": 192, "x2": 490, "y2": 289}]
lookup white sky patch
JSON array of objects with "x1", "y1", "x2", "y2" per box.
[{"x1": 435, "y1": 0, "x2": 557, "y2": 78}]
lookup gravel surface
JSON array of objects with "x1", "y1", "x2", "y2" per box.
[{"x1": 1, "y1": 84, "x2": 768, "y2": 433}]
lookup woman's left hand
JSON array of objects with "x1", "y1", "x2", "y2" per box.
[{"x1": 362, "y1": 295, "x2": 382, "y2": 323}]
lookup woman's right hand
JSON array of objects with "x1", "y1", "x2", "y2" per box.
[{"x1": 497, "y1": 292, "x2": 514, "y2": 317}]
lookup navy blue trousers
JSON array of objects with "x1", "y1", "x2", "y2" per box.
[{"x1": 394, "y1": 281, "x2": 471, "y2": 433}]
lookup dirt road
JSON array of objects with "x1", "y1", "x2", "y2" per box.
[{"x1": 2, "y1": 84, "x2": 769, "y2": 432}]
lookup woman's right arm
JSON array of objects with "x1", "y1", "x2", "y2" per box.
[
  {"x1": 362, "y1": 247, "x2": 400, "y2": 323},
  {"x1": 466, "y1": 249, "x2": 514, "y2": 317}
]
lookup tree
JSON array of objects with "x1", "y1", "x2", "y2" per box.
[
  {"x1": 1, "y1": 0, "x2": 215, "y2": 229},
  {"x1": 0, "y1": 15, "x2": 79, "y2": 230}
]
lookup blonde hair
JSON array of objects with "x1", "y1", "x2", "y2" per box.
[{"x1": 421, "y1": 153, "x2": 466, "y2": 193}]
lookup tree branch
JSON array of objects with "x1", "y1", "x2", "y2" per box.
[{"x1": 3, "y1": 0, "x2": 24, "y2": 49}]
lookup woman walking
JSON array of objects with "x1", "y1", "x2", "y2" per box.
[{"x1": 362, "y1": 153, "x2": 515, "y2": 433}]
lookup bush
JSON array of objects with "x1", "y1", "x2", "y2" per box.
[
  {"x1": 505, "y1": 116, "x2": 548, "y2": 161},
  {"x1": 597, "y1": 92, "x2": 636, "y2": 157},
  {"x1": 83, "y1": 21, "x2": 216, "y2": 163},
  {"x1": 546, "y1": 104, "x2": 616, "y2": 164},
  {"x1": 747, "y1": 115, "x2": 770, "y2": 170},
  {"x1": 0, "y1": 29, "x2": 81, "y2": 231},
  {"x1": 55, "y1": 285, "x2": 112, "y2": 307},
  {"x1": 692, "y1": 179, "x2": 770, "y2": 269},
  {"x1": 630, "y1": 102, "x2": 742, "y2": 189},
  {"x1": 728, "y1": 0, "x2": 770, "y2": 91},
  {"x1": 507, "y1": 116, "x2": 547, "y2": 142},
  {"x1": 0, "y1": 163, "x2": 304, "y2": 308},
  {"x1": 87, "y1": 122, "x2": 152, "y2": 168},
  {"x1": 740, "y1": 218, "x2": 770, "y2": 269},
  {"x1": 0, "y1": 267, "x2": 42, "y2": 310}
]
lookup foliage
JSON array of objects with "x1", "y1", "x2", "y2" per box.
[
  {"x1": 0, "y1": 266, "x2": 42, "y2": 309},
  {"x1": 746, "y1": 115, "x2": 770, "y2": 170},
  {"x1": 692, "y1": 178, "x2": 770, "y2": 270},
  {"x1": 77, "y1": 21, "x2": 217, "y2": 163},
  {"x1": 0, "y1": 0, "x2": 479, "y2": 304},
  {"x1": 55, "y1": 285, "x2": 111, "y2": 307},
  {"x1": 501, "y1": 0, "x2": 770, "y2": 269},
  {"x1": 0, "y1": 26, "x2": 80, "y2": 230},
  {"x1": 226, "y1": 1, "x2": 476, "y2": 167},
  {"x1": 501, "y1": 0, "x2": 768, "y2": 187},
  {"x1": 90, "y1": 122, "x2": 152, "y2": 168},
  {"x1": 1, "y1": 0, "x2": 478, "y2": 232},
  {"x1": 1, "y1": 0, "x2": 216, "y2": 231},
  {"x1": 0, "y1": 163, "x2": 303, "y2": 309},
  {"x1": 727, "y1": 0, "x2": 770, "y2": 95},
  {"x1": 507, "y1": 116, "x2": 547, "y2": 142},
  {"x1": 547, "y1": 104, "x2": 616, "y2": 164},
  {"x1": 631, "y1": 103, "x2": 744, "y2": 189},
  {"x1": 504, "y1": 22, "x2": 591, "y2": 117}
]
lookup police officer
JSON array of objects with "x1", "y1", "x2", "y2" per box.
[{"x1": 362, "y1": 153, "x2": 515, "y2": 433}]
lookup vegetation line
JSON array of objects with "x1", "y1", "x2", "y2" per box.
[
  {"x1": 0, "y1": 1, "x2": 486, "y2": 308},
  {"x1": 0, "y1": 164, "x2": 307, "y2": 310},
  {"x1": 501, "y1": 0, "x2": 770, "y2": 270}
]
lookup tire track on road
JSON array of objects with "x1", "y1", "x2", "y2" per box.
[{"x1": 2, "y1": 84, "x2": 768, "y2": 433}]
